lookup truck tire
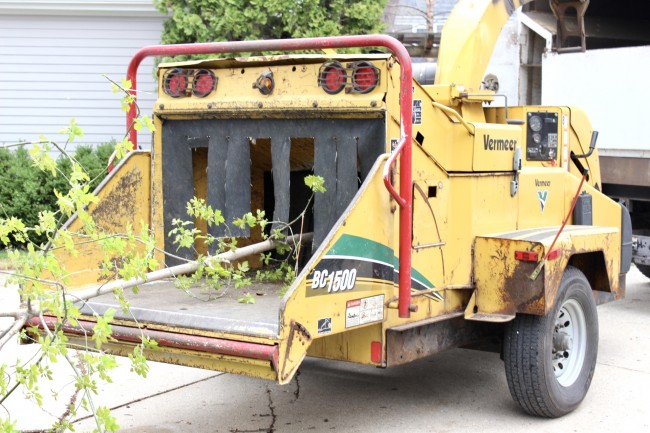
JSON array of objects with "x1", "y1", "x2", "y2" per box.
[
  {"x1": 636, "y1": 264, "x2": 650, "y2": 280},
  {"x1": 503, "y1": 266, "x2": 598, "y2": 417}
]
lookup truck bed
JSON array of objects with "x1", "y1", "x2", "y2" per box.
[{"x1": 78, "y1": 279, "x2": 284, "y2": 338}]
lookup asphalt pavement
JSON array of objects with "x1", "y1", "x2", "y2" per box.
[{"x1": 2, "y1": 267, "x2": 649, "y2": 432}]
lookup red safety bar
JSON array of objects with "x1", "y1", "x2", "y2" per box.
[
  {"x1": 29, "y1": 316, "x2": 279, "y2": 368},
  {"x1": 126, "y1": 35, "x2": 414, "y2": 318}
]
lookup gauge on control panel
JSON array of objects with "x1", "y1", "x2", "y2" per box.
[
  {"x1": 526, "y1": 112, "x2": 558, "y2": 161},
  {"x1": 529, "y1": 115, "x2": 543, "y2": 132}
]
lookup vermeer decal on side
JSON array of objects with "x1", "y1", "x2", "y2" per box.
[{"x1": 537, "y1": 190, "x2": 549, "y2": 212}]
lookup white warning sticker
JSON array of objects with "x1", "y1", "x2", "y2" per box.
[
  {"x1": 345, "y1": 294, "x2": 385, "y2": 328},
  {"x1": 413, "y1": 99, "x2": 422, "y2": 124}
]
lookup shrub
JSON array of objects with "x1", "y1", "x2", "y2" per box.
[{"x1": 0, "y1": 142, "x2": 115, "y2": 247}]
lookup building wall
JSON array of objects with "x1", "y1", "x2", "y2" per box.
[{"x1": 0, "y1": 1, "x2": 164, "y2": 149}]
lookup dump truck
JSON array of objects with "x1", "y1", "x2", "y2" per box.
[
  {"x1": 31, "y1": 0, "x2": 631, "y2": 418},
  {"x1": 543, "y1": 46, "x2": 650, "y2": 279}
]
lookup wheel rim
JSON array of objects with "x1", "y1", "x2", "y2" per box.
[{"x1": 552, "y1": 298, "x2": 587, "y2": 387}]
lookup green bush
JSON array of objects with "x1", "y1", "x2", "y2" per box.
[{"x1": 0, "y1": 142, "x2": 115, "y2": 247}]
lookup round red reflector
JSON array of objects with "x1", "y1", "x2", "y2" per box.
[
  {"x1": 319, "y1": 62, "x2": 346, "y2": 94},
  {"x1": 164, "y1": 68, "x2": 188, "y2": 97},
  {"x1": 193, "y1": 70, "x2": 217, "y2": 97},
  {"x1": 352, "y1": 62, "x2": 378, "y2": 94}
]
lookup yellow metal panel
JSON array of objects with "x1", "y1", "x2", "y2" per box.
[
  {"x1": 46, "y1": 152, "x2": 152, "y2": 288},
  {"x1": 566, "y1": 106, "x2": 603, "y2": 190},
  {"x1": 471, "y1": 224, "x2": 621, "y2": 321},
  {"x1": 471, "y1": 236, "x2": 546, "y2": 319},
  {"x1": 155, "y1": 59, "x2": 388, "y2": 113},
  {"x1": 280, "y1": 156, "x2": 395, "y2": 350},
  {"x1": 517, "y1": 168, "x2": 568, "y2": 229},
  {"x1": 307, "y1": 323, "x2": 382, "y2": 365},
  {"x1": 472, "y1": 123, "x2": 522, "y2": 171},
  {"x1": 151, "y1": 115, "x2": 166, "y2": 267},
  {"x1": 435, "y1": 0, "x2": 532, "y2": 90},
  {"x1": 66, "y1": 337, "x2": 278, "y2": 381}
]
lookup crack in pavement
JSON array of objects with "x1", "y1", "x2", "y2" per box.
[
  {"x1": 597, "y1": 361, "x2": 650, "y2": 374},
  {"x1": 71, "y1": 372, "x2": 225, "y2": 425},
  {"x1": 293, "y1": 369, "x2": 301, "y2": 402},
  {"x1": 266, "y1": 385, "x2": 277, "y2": 433},
  {"x1": 229, "y1": 386, "x2": 276, "y2": 433}
]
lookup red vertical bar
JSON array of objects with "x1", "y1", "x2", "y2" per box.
[{"x1": 371, "y1": 341, "x2": 383, "y2": 364}]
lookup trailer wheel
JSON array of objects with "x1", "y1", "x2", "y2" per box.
[
  {"x1": 636, "y1": 264, "x2": 650, "y2": 280},
  {"x1": 503, "y1": 266, "x2": 598, "y2": 418}
]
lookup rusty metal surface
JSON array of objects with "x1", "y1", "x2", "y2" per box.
[
  {"x1": 501, "y1": 254, "x2": 546, "y2": 315},
  {"x1": 44, "y1": 151, "x2": 152, "y2": 288},
  {"x1": 473, "y1": 237, "x2": 546, "y2": 319},
  {"x1": 550, "y1": 0, "x2": 590, "y2": 52},
  {"x1": 92, "y1": 167, "x2": 143, "y2": 233},
  {"x1": 386, "y1": 315, "x2": 501, "y2": 367},
  {"x1": 28, "y1": 316, "x2": 279, "y2": 363},
  {"x1": 280, "y1": 321, "x2": 312, "y2": 383}
]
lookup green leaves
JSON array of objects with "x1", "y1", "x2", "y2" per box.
[
  {"x1": 92, "y1": 309, "x2": 116, "y2": 350},
  {"x1": 0, "y1": 418, "x2": 18, "y2": 433},
  {"x1": 157, "y1": 0, "x2": 386, "y2": 60},
  {"x1": 58, "y1": 118, "x2": 85, "y2": 143},
  {"x1": 94, "y1": 406, "x2": 120, "y2": 433},
  {"x1": 233, "y1": 212, "x2": 258, "y2": 230},
  {"x1": 186, "y1": 197, "x2": 225, "y2": 227},
  {"x1": 0, "y1": 217, "x2": 27, "y2": 244},
  {"x1": 28, "y1": 140, "x2": 57, "y2": 177},
  {"x1": 0, "y1": 141, "x2": 115, "y2": 248},
  {"x1": 304, "y1": 174, "x2": 326, "y2": 193},
  {"x1": 111, "y1": 77, "x2": 135, "y2": 113},
  {"x1": 237, "y1": 292, "x2": 256, "y2": 304},
  {"x1": 132, "y1": 115, "x2": 156, "y2": 133}
]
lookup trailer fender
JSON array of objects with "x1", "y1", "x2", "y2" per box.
[{"x1": 466, "y1": 225, "x2": 621, "y2": 322}]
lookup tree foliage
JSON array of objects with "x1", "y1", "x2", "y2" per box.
[
  {"x1": 0, "y1": 143, "x2": 114, "y2": 247},
  {"x1": 155, "y1": 0, "x2": 387, "y2": 47}
]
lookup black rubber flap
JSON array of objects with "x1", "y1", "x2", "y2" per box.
[{"x1": 161, "y1": 118, "x2": 385, "y2": 263}]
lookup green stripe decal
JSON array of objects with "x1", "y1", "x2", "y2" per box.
[
  {"x1": 327, "y1": 234, "x2": 393, "y2": 264},
  {"x1": 326, "y1": 234, "x2": 434, "y2": 289}
]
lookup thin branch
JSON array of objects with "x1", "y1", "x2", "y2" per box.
[
  {"x1": 0, "y1": 312, "x2": 27, "y2": 352},
  {"x1": 0, "y1": 269, "x2": 65, "y2": 291},
  {"x1": 69, "y1": 232, "x2": 313, "y2": 303}
]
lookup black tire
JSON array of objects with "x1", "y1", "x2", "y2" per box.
[
  {"x1": 503, "y1": 266, "x2": 598, "y2": 417},
  {"x1": 636, "y1": 264, "x2": 650, "y2": 280}
]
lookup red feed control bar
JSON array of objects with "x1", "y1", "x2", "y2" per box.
[
  {"x1": 29, "y1": 316, "x2": 280, "y2": 368},
  {"x1": 126, "y1": 35, "x2": 414, "y2": 318}
]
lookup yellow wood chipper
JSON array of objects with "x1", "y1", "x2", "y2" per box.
[{"x1": 33, "y1": 0, "x2": 632, "y2": 418}]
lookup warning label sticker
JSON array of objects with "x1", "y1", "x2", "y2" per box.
[
  {"x1": 345, "y1": 294, "x2": 385, "y2": 328},
  {"x1": 413, "y1": 99, "x2": 422, "y2": 124}
]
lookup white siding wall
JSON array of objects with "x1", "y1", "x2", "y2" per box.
[{"x1": 0, "y1": 12, "x2": 163, "y2": 149}]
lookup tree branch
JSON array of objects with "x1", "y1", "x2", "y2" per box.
[
  {"x1": 70, "y1": 232, "x2": 313, "y2": 303},
  {"x1": 0, "y1": 312, "x2": 27, "y2": 351}
]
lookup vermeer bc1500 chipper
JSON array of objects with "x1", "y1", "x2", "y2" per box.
[{"x1": 34, "y1": 0, "x2": 632, "y2": 418}]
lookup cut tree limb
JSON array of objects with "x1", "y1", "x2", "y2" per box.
[{"x1": 71, "y1": 232, "x2": 313, "y2": 302}]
